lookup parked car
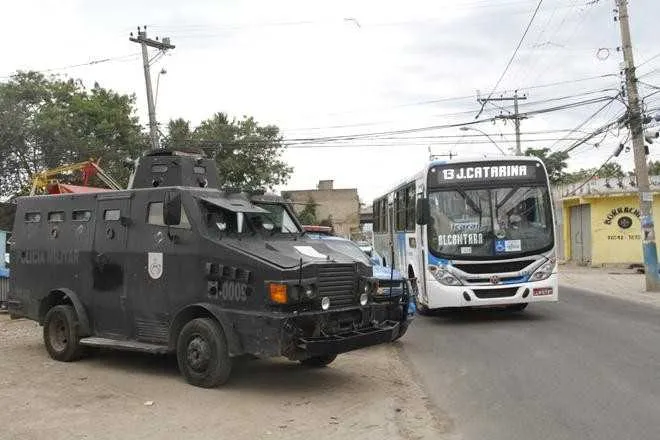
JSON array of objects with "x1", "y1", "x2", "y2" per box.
[{"x1": 306, "y1": 233, "x2": 416, "y2": 340}]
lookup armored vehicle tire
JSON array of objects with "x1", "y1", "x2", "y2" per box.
[
  {"x1": 506, "y1": 303, "x2": 528, "y2": 312},
  {"x1": 177, "y1": 318, "x2": 232, "y2": 388},
  {"x1": 300, "y1": 354, "x2": 337, "y2": 368},
  {"x1": 43, "y1": 305, "x2": 85, "y2": 362}
]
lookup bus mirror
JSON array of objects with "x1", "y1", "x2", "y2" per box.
[
  {"x1": 163, "y1": 191, "x2": 182, "y2": 226},
  {"x1": 416, "y1": 198, "x2": 429, "y2": 225}
]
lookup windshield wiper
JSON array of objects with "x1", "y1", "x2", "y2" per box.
[
  {"x1": 456, "y1": 188, "x2": 482, "y2": 215},
  {"x1": 497, "y1": 188, "x2": 519, "y2": 210}
]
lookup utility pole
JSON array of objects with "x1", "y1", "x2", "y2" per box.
[
  {"x1": 129, "y1": 26, "x2": 175, "y2": 150},
  {"x1": 616, "y1": 0, "x2": 660, "y2": 291},
  {"x1": 478, "y1": 92, "x2": 527, "y2": 155}
]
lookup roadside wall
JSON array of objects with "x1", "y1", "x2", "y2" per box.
[{"x1": 562, "y1": 193, "x2": 660, "y2": 266}]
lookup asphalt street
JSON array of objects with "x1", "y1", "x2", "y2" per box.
[{"x1": 401, "y1": 287, "x2": 660, "y2": 440}]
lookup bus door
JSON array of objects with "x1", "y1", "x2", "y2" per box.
[
  {"x1": 386, "y1": 198, "x2": 396, "y2": 269},
  {"x1": 414, "y1": 188, "x2": 429, "y2": 303}
]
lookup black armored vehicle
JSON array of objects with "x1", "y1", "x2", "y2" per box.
[{"x1": 8, "y1": 149, "x2": 408, "y2": 387}]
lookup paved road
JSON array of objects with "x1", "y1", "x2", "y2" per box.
[{"x1": 401, "y1": 287, "x2": 660, "y2": 440}]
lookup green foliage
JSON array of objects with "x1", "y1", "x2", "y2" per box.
[
  {"x1": 597, "y1": 162, "x2": 624, "y2": 179},
  {"x1": 0, "y1": 71, "x2": 146, "y2": 196},
  {"x1": 0, "y1": 72, "x2": 292, "y2": 197},
  {"x1": 163, "y1": 113, "x2": 292, "y2": 192},
  {"x1": 524, "y1": 147, "x2": 569, "y2": 184},
  {"x1": 648, "y1": 160, "x2": 660, "y2": 176},
  {"x1": 297, "y1": 197, "x2": 318, "y2": 225},
  {"x1": 560, "y1": 163, "x2": 625, "y2": 185}
]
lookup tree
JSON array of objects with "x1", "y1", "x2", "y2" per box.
[
  {"x1": 297, "y1": 197, "x2": 318, "y2": 225},
  {"x1": 649, "y1": 160, "x2": 660, "y2": 176},
  {"x1": 524, "y1": 147, "x2": 568, "y2": 184},
  {"x1": 0, "y1": 71, "x2": 146, "y2": 196},
  {"x1": 164, "y1": 113, "x2": 292, "y2": 192},
  {"x1": 597, "y1": 162, "x2": 624, "y2": 179},
  {"x1": 561, "y1": 163, "x2": 626, "y2": 185},
  {"x1": 561, "y1": 168, "x2": 597, "y2": 184}
]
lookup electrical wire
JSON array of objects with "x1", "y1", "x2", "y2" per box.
[
  {"x1": 546, "y1": 95, "x2": 622, "y2": 151},
  {"x1": 567, "y1": 153, "x2": 616, "y2": 196},
  {"x1": 476, "y1": 0, "x2": 545, "y2": 119},
  {"x1": 637, "y1": 51, "x2": 660, "y2": 69},
  {"x1": 0, "y1": 54, "x2": 141, "y2": 80}
]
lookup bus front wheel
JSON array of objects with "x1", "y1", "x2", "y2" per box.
[{"x1": 417, "y1": 302, "x2": 432, "y2": 316}]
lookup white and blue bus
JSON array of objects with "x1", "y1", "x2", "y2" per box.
[{"x1": 372, "y1": 156, "x2": 558, "y2": 313}]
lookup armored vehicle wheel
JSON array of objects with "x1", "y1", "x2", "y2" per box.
[
  {"x1": 300, "y1": 354, "x2": 337, "y2": 367},
  {"x1": 43, "y1": 305, "x2": 85, "y2": 362},
  {"x1": 177, "y1": 318, "x2": 232, "y2": 388},
  {"x1": 506, "y1": 303, "x2": 528, "y2": 312}
]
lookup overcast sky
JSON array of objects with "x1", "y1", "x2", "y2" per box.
[{"x1": 3, "y1": 0, "x2": 660, "y2": 202}]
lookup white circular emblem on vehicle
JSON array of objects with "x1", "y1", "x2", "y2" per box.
[{"x1": 148, "y1": 252, "x2": 163, "y2": 280}]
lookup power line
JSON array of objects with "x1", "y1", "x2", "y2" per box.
[
  {"x1": 567, "y1": 153, "x2": 616, "y2": 196},
  {"x1": 637, "y1": 51, "x2": 660, "y2": 69},
  {"x1": 0, "y1": 53, "x2": 140, "y2": 80},
  {"x1": 560, "y1": 116, "x2": 624, "y2": 155},
  {"x1": 287, "y1": 88, "x2": 619, "y2": 134},
  {"x1": 547, "y1": 95, "x2": 622, "y2": 151},
  {"x1": 475, "y1": 0, "x2": 545, "y2": 119}
]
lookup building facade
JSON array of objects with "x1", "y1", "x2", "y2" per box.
[
  {"x1": 556, "y1": 176, "x2": 660, "y2": 266},
  {"x1": 282, "y1": 180, "x2": 360, "y2": 239}
]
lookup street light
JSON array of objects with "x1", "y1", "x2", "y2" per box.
[
  {"x1": 155, "y1": 68, "x2": 167, "y2": 110},
  {"x1": 460, "y1": 126, "x2": 507, "y2": 155}
]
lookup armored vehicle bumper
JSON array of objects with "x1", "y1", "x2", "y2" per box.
[
  {"x1": 296, "y1": 321, "x2": 399, "y2": 358},
  {"x1": 229, "y1": 302, "x2": 406, "y2": 360}
]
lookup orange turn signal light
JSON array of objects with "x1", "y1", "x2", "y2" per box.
[{"x1": 269, "y1": 283, "x2": 288, "y2": 304}]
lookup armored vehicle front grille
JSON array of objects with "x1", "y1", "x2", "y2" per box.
[{"x1": 318, "y1": 264, "x2": 357, "y2": 308}]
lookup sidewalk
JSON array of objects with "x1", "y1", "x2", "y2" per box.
[{"x1": 559, "y1": 263, "x2": 660, "y2": 308}]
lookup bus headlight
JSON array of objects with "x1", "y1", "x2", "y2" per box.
[
  {"x1": 529, "y1": 259, "x2": 556, "y2": 282},
  {"x1": 429, "y1": 265, "x2": 462, "y2": 286}
]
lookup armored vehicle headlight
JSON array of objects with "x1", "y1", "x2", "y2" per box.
[
  {"x1": 269, "y1": 283, "x2": 288, "y2": 304},
  {"x1": 359, "y1": 293, "x2": 369, "y2": 306},
  {"x1": 304, "y1": 285, "x2": 315, "y2": 299},
  {"x1": 321, "y1": 296, "x2": 330, "y2": 310}
]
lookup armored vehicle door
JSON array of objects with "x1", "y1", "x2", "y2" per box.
[
  {"x1": 125, "y1": 190, "x2": 195, "y2": 344},
  {"x1": 92, "y1": 194, "x2": 131, "y2": 337}
]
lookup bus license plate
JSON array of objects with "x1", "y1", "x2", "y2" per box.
[{"x1": 533, "y1": 287, "x2": 553, "y2": 297}]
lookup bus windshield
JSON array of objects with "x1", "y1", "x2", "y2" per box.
[{"x1": 427, "y1": 185, "x2": 553, "y2": 259}]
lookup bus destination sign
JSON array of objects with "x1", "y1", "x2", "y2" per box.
[{"x1": 430, "y1": 162, "x2": 541, "y2": 186}]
